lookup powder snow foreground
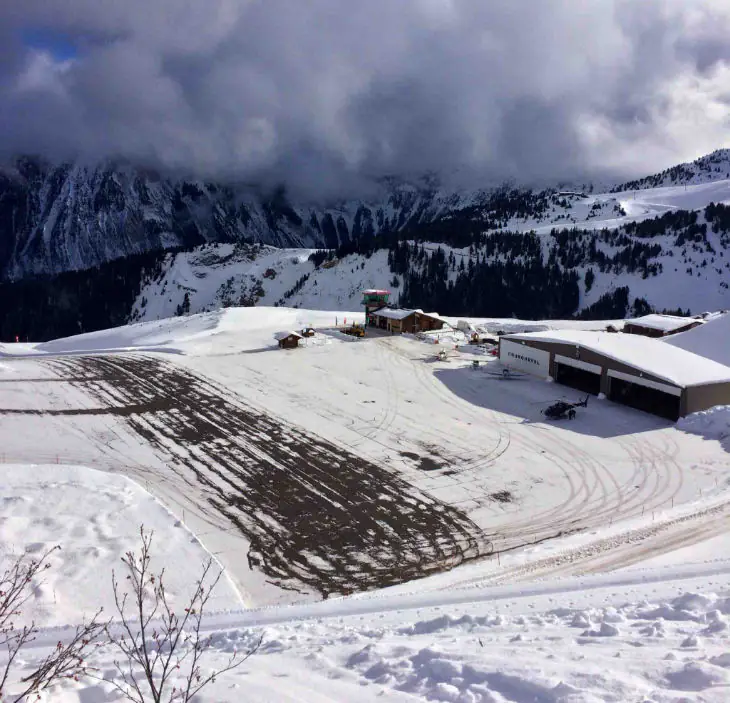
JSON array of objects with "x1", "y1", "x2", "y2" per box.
[
  {"x1": 14, "y1": 563, "x2": 730, "y2": 701},
  {"x1": 0, "y1": 464, "x2": 241, "y2": 628}
]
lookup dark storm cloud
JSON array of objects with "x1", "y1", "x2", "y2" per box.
[{"x1": 1, "y1": 0, "x2": 730, "y2": 198}]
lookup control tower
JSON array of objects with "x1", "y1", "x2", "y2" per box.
[{"x1": 361, "y1": 289, "x2": 390, "y2": 325}]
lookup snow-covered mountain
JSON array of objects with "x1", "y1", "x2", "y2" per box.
[
  {"x1": 611, "y1": 148, "x2": 730, "y2": 192},
  {"x1": 126, "y1": 174, "x2": 730, "y2": 325},
  {"x1": 3, "y1": 150, "x2": 730, "y2": 282},
  {"x1": 4, "y1": 150, "x2": 730, "y2": 341},
  {"x1": 0, "y1": 156, "x2": 525, "y2": 280}
]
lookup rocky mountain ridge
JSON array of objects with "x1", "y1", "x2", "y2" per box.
[
  {"x1": 3, "y1": 149, "x2": 730, "y2": 281},
  {"x1": 0, "y1": 156, "x2": 536, "y2": 280}
]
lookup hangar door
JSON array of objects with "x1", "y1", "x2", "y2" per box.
[
  {"x1": 607, "y1": 371, "x2": 681, "y2": 421},
  {"x1": 554, "y1": 354, "x2": 601, "y2": 395}
]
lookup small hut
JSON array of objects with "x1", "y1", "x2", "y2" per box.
[{"x1": 274, "y1": 331, "x2": 303, "y2": 349}]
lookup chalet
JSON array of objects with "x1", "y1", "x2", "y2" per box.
[
  {"x1": 623, "y1": 314, "x2": 703, "y2": 338},
  {"x1": 367, "y1": 308, "x2": 447, "y2": 335},
  {"x1": 274, "y1": 331, "x2": 303, "y2": 349}
]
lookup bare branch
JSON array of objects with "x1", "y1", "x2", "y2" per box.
[
  {"x1": 0, "y1": 547, "x2": 106, "y2": 701},
  {"x1": 12, "y1": 610, "x2": 107, "y2": 702},
  {"x1": 107, "y1": 525, "x2": 259, "y2": 702}
]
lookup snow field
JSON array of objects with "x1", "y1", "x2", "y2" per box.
[
  {"x1": 2, "y1": 307, "x2": 730, "y2": 700},
  {"x1": 0, "y1": 465, "x2": 241, "y2": 630},
  {"x1": 184, "y1": 326, "x2": 729, "y2": 545},
  {"x1": 3, "y1": 308, "x2": 730, "y2": 598},
  {"x1": 16, "y1": 565, "x2": 730, "y2": 701}
]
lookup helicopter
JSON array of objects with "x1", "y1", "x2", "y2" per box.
[
  {"x1": 486, "y1": 367, "x2": 525, "y2": 380},
  {"x1": 542, "y1": 394, "x2": 589, "y2": 420}
]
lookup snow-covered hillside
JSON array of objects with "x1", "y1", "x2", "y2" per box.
[
  {"x1": 129, "y1": 172, "x2": 730, "y2": 324},
  {"x1": 612, "y1": 148, "x2": 730, "y2": 192},
  {"x1": 129, "y1": 244, "x2": 398, "y2": 322},
  {"x1": 507, "y1": 178, "x2": 730, "y2": 233}
]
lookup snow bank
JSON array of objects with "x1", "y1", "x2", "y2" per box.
[
  {"x1": 677, "y1": 405, "x2": 730, "y2": 451},
  {"x1": 1, "y1": 307, "x2": 365, "y2": 357}
]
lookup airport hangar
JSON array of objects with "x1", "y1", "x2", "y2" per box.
[{"x1": 498, "y1": 329, "x2": 730, "y2": 420}]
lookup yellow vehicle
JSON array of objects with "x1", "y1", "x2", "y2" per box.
[{"x1": 342, "y1": 324, "x2": 365, "y2": 338}]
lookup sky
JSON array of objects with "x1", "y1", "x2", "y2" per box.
[{"x1": 2, "y1": 0, "x2": 730, "y2": 199}]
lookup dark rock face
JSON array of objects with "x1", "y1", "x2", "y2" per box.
[
  {"x1": 0, "y1": 159, "x2": 316, "y2": 279},
  {"x1": 0, "y1": 157, "x2": 482, "y2": 280}
]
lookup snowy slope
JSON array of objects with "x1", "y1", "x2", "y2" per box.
[
  {"x1": 0, "y1": 465, "x2": 241, "y2": 629},
  {"x1": 8, "y1": 554, "x2": 730, "y2": 702},
  {"x1": 665, "y1": 311, "x2": 730, "y2": 366},
  {"x1": 506, "y1": 178, "x2": 730, "y2": 234},
  {"x1": 129, "y1": 244, "x2": 398, "y2": 322},
  {"x1": 612, "y1": 148, "x2": 730, "y2": 192},
  {"x1": 113, "y1": 165, "x2": 730, "y2": 327},
  {"x1": 130, "y1": 209, "x2": 730, "y2": 323}
]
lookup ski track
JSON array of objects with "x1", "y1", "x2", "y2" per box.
[{"x1": 369, "y1": 337, "x2": 698, "y2": 559}]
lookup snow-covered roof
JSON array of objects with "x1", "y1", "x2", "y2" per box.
[
  {"x1": 625, "y1": 314, "x2": 701, "y2": 333},
  {"x1": 504, "y1": 329, "x2": 730, "y2": 387},
  {"x1": 362, "y1": 289, "x2": 390, "y2": 295},
  {"x1": 274, "y1": 331, "x2": 303, "y2": 341},
  {"x1": 372, "y1": 308, "x2": 421, "y2": 320},
  {"x1": 370, "y1": 308, "x2": 448, "y2": 323},
  {"x1": 665, "y1": 312, "x2": 730, "y2": 366}
]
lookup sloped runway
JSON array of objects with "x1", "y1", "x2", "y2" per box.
[{"x1": 44, "y1": 355, "x2": 491, "y2": 598}]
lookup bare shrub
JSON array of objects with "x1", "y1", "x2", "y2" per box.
[
  {"x1": 0, "y1": 546, "x2": 105, "y2": 701},
  {"x1": 106, "y1": 527, "x2": 259, "y2": 703}
]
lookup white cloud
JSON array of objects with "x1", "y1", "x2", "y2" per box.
[{"x1": 15, "y1": 50, "x2": 73, "y2": 95}]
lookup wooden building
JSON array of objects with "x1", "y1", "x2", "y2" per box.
[
  {"x1": 367, "y1": 308, "x2": 447, "y2": 334},
  {"x1": 623, "y1": 314, "x2": 703, "y2": 338},
  {"x1": 274, "y1": 331, "x2": 303, "y2": 349}
]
